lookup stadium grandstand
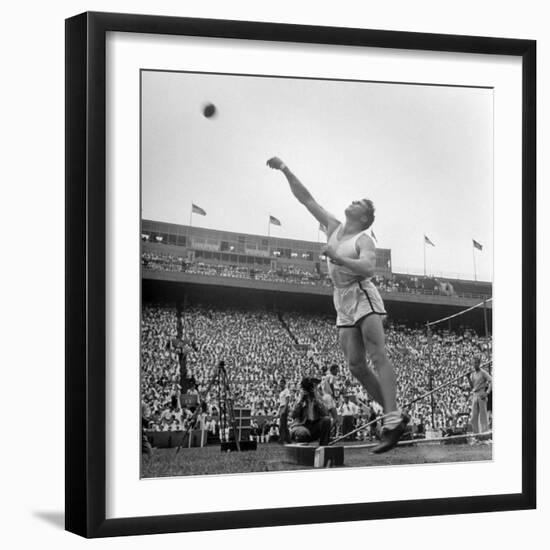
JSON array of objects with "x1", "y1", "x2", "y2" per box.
[{"x1": 141, "y1": 220, "x2": 492, "y2": 445}]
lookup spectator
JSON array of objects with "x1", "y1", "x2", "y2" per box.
[
  {"x1": 277, "y1": 378, "x2": 291, "y2": 444},
  {"x1": 339, "y1": 395, "x2": 359, "y2": 440}
]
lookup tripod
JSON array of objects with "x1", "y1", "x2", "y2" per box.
[{"x1": 175, "y1": 361, "x2": 240, "y2": 454}]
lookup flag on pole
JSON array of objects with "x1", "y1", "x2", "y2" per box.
[
  {"x1": 269, "y1": 215, "x2": 282, "y2": 226},
  {"x1": 473, "y1": 239, "x2": 483, "y2": 251},
  {"x1": 424, "y1": 235, "x2": 435, "y2": 247},
  {"x1": 191, "y1": 203, "x2": 207, "y2": 216},
  {"x1": 370, "y1": 229, "x2": 377, "y2": 242}
]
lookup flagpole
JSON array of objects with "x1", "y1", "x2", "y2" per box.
[
  {"x1": 268, "y1": 218, "x2": 271, "y2": 237},
  {"x1": 187, "y1": 206, "x2": 193, "y2": 247},
  {"x1": 483, "y1": 300, "x2": 489, "y2": 337},
  {"x1": 423, "y1": 237, "x2": 426, "y2": 276},
  {"x1": 472, "y1": 244, "x2": 477, "y2": 281}
]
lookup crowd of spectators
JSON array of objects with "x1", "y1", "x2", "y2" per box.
[
  {"x1": 142, "y1": 252, "x2": 329, "y2": 286},
  {"x1": 254, "y1": 265, "x2": 332, "y2": 287},
  {"x1": 283, "y1": 310, "x2": 492, "y2": 432},
  {"x1": 141, "y1": 305, "x2": 185, "y2": 431},
  {"x1": 372, "y1": 274, "x2": 456, "y2": 296},
  {"x1": 142, "y1": 252, "x2": 185, "y2": 272},
  {"x1": 142, "y1": 251, "x2": 490, "y2": 299},
  {"x1": 141, "y1": 302, "x2": 492, "y2": 438}
]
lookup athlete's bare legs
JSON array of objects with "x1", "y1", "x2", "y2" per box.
[
  {"x1": 338, "y1": 327, "x2": 385, "y2": 406},
  {"x1": 359, "y1": 314, "x2": 397, "y2": 413},
  {"x1": 339, "y1": 314, "x2": 406, "y2": 453}
]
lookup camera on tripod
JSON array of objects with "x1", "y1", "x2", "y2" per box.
[{"x1": 176, "y1": 358, "x2": 257, "y2": 454}]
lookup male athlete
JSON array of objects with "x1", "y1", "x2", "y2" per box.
[{"x1": 267, "y1": 156, "x2": 407, "y2": 453}]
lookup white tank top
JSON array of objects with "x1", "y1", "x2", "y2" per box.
[{"x1": 326, "y1": 224, "x2": 371, "y2": 288}]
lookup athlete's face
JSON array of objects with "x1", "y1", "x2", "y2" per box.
[{"x1": 345, "y1": 199, "x2": 370, "y2": 222}]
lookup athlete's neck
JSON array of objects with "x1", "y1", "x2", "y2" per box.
[{"x1": 341, "y1": 218, "x2": 364, "y2": 237}]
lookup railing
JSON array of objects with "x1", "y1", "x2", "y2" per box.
[
  {"x1": 380, "y1": 287, "x2": 492, "y2": 300},
  {"x1": 392, "y1": 266, "x2": 492, "y2": 284}
]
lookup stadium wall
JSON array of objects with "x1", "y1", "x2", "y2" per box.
[{"x1": 142, "y1": 277, "x2": 492, "y2": 333}]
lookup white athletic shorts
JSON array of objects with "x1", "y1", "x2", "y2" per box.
[{"x1": 333, "y1": 279, "x2": 386, "y2": 328}]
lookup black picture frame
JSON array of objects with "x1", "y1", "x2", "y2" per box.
[{"x1": 65, "y1": 11, "x2": 536, "y2": 538}]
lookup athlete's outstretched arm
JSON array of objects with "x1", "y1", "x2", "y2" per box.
[
  {"x1": 323, "y1": 234, "x2": 376, "y2": 278},
  {"x1": 267, "y1": 157, "x2": 339, "y2": 234}
]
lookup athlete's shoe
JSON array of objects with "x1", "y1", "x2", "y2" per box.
[{"x1": 371, "y1": 414, "x2": 409, "y2": 454}]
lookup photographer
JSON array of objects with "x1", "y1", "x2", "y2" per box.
[{"x1": 289, "y1": 377, "x2": 332, "y2": 446}]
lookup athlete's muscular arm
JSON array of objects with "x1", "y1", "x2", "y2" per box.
[
  {"x1": 323, "y1": 234, "x2": 376, "y2": 279},
  {"x1": 266, "y1": 157, "x2": 340, "y2": 235}
]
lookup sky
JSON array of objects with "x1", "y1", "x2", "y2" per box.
[{"x1": 141, "y1": 70, "x2": 493, "y2": 281}]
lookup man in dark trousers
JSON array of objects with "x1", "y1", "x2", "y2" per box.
[{"x1": 289, "y1": 377, "x2": 332, "y2": 446}]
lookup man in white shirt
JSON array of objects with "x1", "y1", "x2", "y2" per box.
[
  {"x1": 339, "y1": 395, "x2": 359, "y2": 440},
  {"x1": 321, "y1": 364, "x2": 340, "y2": 426}
]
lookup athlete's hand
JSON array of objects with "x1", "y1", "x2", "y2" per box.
[
  {"x1": 322, "y1": 244, "x2": 343, "y2": 265},
  {"x1": 266, "y1": 156, "x2": 286, "y2": 170}
]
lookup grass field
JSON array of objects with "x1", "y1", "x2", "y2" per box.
[{"x1": 141, "y1": 441, "x2": 492, "y2": 478}]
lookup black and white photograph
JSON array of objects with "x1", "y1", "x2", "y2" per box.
[
  {"x1": 140, "y1": 69, "x2": 494, "y2": 478},
  {"x1": 0, "y1": 0, "x2": 542, "y2": 544}
]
